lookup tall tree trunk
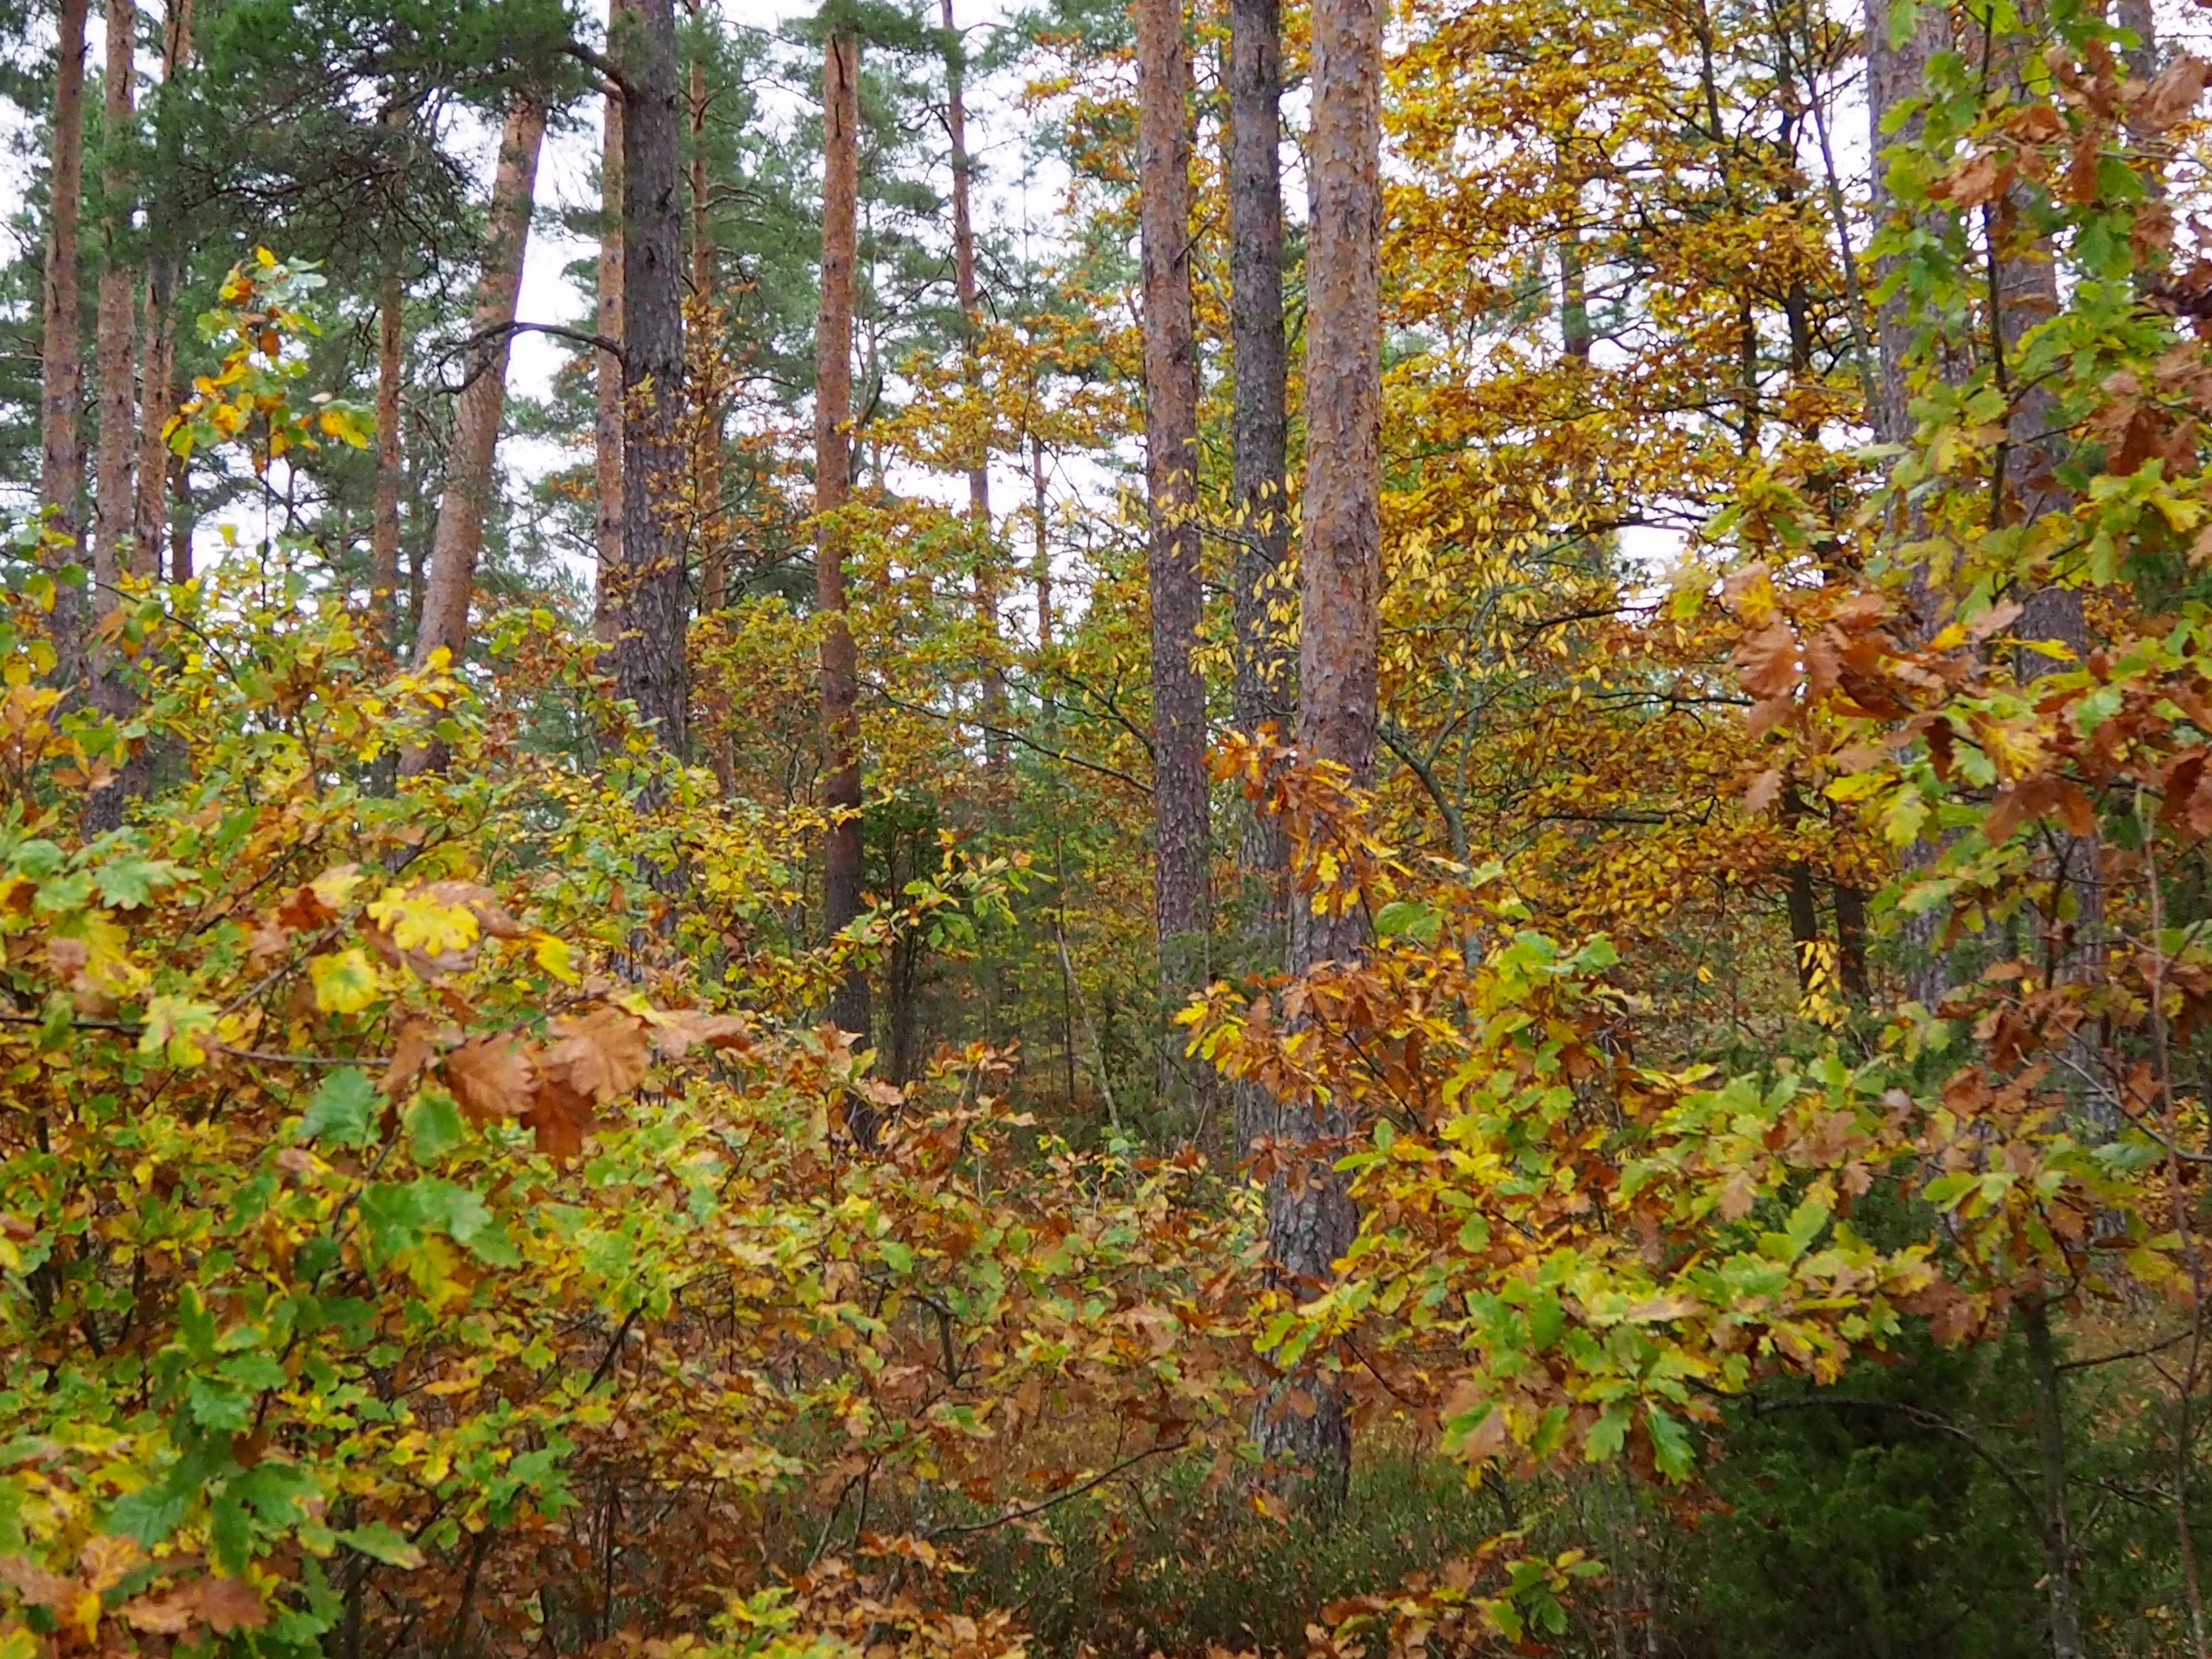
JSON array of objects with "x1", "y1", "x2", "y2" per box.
[
  {"x1": 944, "y1": 0, "x2": 1005, "y2": 768},
  {"x1": 410, "y1": 96, "x2": 545, "y2": 676},
  {"x1": 1866, "y1": 0, "x2": 1948, "y2": 459},
  {"x1": 132, "y1": 0, "x2": 187, "y2": 574},
  {"x1": 1867, "y1": 0, "x2": 1950, "y2": 1009},
  {"x1": 592, "y1": 0, "x2": 628, "y2": 647},
  {"x1": 83, "y1": 0, "x2": 141, "y2": 832},
  {"x1": 42, "y1": 0, "x2": 91, "y2": 683},
  {"x1": 1135, "y1": 0, "x2": 1212, "y2": 1106},
  {"x1": 690, "y1": 36, "x2": 727, "y2": 617},
  {"x1": 1560, "y1": 228, "x2": 1591, "y2": 362},
  {"x1": 1263, "y1": 0, "x2": 1383, "y2": 1511},
  {"x1": 92, "y1": 0, "x2": 137, "y2": 590},
  {"x1": 2116, "y1": 0, "x2": 2157, "y2": 81},
  {"x1": 1226, "y1": 0, "x2": 1292, "y2": 1158},
  {"x1": 2023, "y1": 1300, "x2": 2088, "y2": 1659},
  {"x1": 371, "y1": 266, "x2": 405, "y2": 653},
  {"x1": 1033, "y1": 433, "x2": 1052, "y2": 650},
  {"x1": 613, "y1": 0, "x2": 688, "y2": 754},
  {"x1": 817, "y1": 28, "x2": 870, "y2": 1042}
]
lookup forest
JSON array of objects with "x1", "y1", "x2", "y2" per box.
[{"x1": 4, "y1": 0, "x2": 2212, "y2": 1649}]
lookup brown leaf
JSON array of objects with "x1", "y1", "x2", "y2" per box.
[
  {"x1": 443, "y1": 1035, "x2": 537, "y2": 1125},
  {"x1": 1732, "y1": 620, "x2": 1799, "y2": 700},
  {"x1": 381, "y1": 1020, "x2": 435, "y2": 1097},
  {"x1": 0, "y1": 1555, "x2": 78, "y2": 1610},
  {"x1": 542, "y1": 1007, "x2": 652, "y2": 1103},
  {"x1": 122, "y1": 1589, "x2": 201, "y2": 1635},
  {"x1": 1743, "y1": 768, "x2": 1784, "y2": 817},
  {"x1": 2138, "y1": 54, "x2": 2210, "y2": 134},
  {"x1": 194, "y1": 1575, "x2": 270, "y2": 1633},
  {"x1": 1934, "y1": 150, "x2": 2008, "y2": 207},
  {"x1": 1966, "y1": 598, "x2": 2024, "y2": 641},
  {"x1": 77, "y1": 1534, "x2": 143, "y2": 1594},
  {"x1": 1717, "y1": 1169, "x2": 1759, "y2": 1222},
  {"x1": 524, "y1": 1078, "x2": 597, "y2": 1162},
  {"x1": 650, "y1": 1010, "x2": 751, "y2": 1060}
]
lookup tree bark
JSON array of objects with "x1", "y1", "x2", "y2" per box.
[
  {"x1": 132, "y1": 0, "x2": 188, "y2": 575},
  {"x1": 1262, "y1": 0, "x2": 1384, "y2": 1510},
  {"x1": 92, "y1": 0, "x2": 137, "y2": 591},
  {"x1": 370, "y1": 266, "x2": 405, "y2": 654},
  {"x1": 591, "y1": 0, "x2": 628, "y2": 647},
  {"x1": 1135, "y1": 0, "x2": 1212, "y2": 1099},
  {"x1": 410, "y1": 96, "x2": 545, "y2": 676},
  {"x1": 82, "y1": 0, "x2": 141, "y2": 832},
  {"x1": 2023, "y1": 1300, "x2": 2088, "y2": 1659},
  {"x1": 944, "y1": 0, "x2": 1005, "y2": 768},
  {"x1": 1227, "y1": 0, "x2": 1292, "y2": 1158},
  {"x1": 690, "y1": 34, "x2": 728, "y2": 617},
  {"x1": 1865, "y1": 0, "x2": 1947, "y2": 459},
  {"x1": 817, "y1": 29, "x2": 870, "y2": 1043},
  {"x1": 1033, "y1": 433, "x2": 1052, "y2": 650},
  {"x1": 612, "y1": 0, "x2": 688, "y2": 754},
  {"x1": 42, "y1": 0, "x2": 91, "y2": 681},
  {"x1": 1866, "y1": 0, "x2": 1951, "y2": 1009}
]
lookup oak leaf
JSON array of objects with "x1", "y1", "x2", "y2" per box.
[
  {"x1": 543, "y1": 1007, "x2": 652, "y2": 1102},
  {"x1": 443, "y1": 1035, "x2": 536, "y2": 1124}
]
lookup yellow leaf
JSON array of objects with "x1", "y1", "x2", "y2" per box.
[
  {"x1": 309, "y1": 948, "x2": 380, "y2": 1014},
  {"x1": 532, "y1": 933, "x2": 580, "y2": 985}
]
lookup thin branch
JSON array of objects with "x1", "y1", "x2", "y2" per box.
[{"x1": 921, "y1": 1437, "x2": 1190, "y2": 1540}]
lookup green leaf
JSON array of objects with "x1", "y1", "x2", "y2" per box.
[
  {"x1": 338, "y1": 1523, "x2": 424, "y2": 1569},
  {"x1": 1647, "y1": 1407, "x2": 1695, "y2": 1480},
  {"x1": 95, "y1": 854, "x2": 180, "y2": 909},
  {"x1": 300, "y1": 1069, "x2": 378, "y2": 1148},
  {"x1": 1375, "y1": 900, "x2": 1443, "y2": 942},
  {"x1": 406, "y1": 1092, "x2": 466, "y2": 1165}
]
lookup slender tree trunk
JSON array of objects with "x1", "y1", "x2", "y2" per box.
[
  {"x1": 132, "y1": 0, "x2": 187, "y2": 572},
  {"x1": 1135, "y1": 0, "x2": 1212, "y2": 1106},
  {"x1": 817, "y1": 29, "x2": 870, "y2": 1042},
  {"x1": 410, "y1": 96, "x2": 546, "y2": 675},
  {"x1": 92, "y1": 0, "x2": 137, "y2": 590},
  {"x1": 944, "y1": 0, "x2": 1005, "y2": 768},
  {"x1": 1560, "y1": 228, "x2": 1591, "y2": 362},
  {"x1": 1227, "y1": 0, "x2": 1292, "y2": 1158},
  {"x1": 82, "y1": 0, "x2": 142, "y2": 831},
  {"x1": 1033, "y1": 433, "x2": 1051, "y2": 650},
  {"x1": 613, "y1": 0, "x2": 688, "y2": 754},
  {"x1": 42, "y1": 0, "x2": 91, "y2": 683},
  {"x1": 371, "y1": 266, "x2": 405, "y2": 653},
  {"x1": 2023, "y1": 1300, "x2": 2088, "y2": 1659},
  {"x1": 2116, "y1": 0, "x2": 2157, "y2": 81},
  {"x1": 1867, "y1": 0, "x2": 1951, "y2": 1009},
  {"x1": 690, "y1": 37, "x2": 728, "y2": 617},
  {"x1": 1262, "y1": 0, "x2": 1383, "y2": 1511},
  {"x1": 592, "y1": 2, "x2": 628, "y2": 646}
]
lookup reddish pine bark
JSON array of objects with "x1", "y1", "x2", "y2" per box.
[
  {"x1": 134, "y1": 0, "x2": 190, "y2": 582},
  {"x1": 410, "y1": 96, "x2": 545, "y2": 680},
  {"x1": 1135, "y1": 0, "x2": 1212, "y2": 1048},
  {"x1": 1264, "y1": 0, "x2": 1384, "y2": 1509},
  {"x1": 1226, "y1": 0, "x2": 1292, "y2": 1156},
  {"x1": 944, "y1": 0, "x2": 1005, "y2": 762},
  {"x1": 690, "y1": 41, "x2": 727, "y2": 616},
  {"x1": 370, "y1": 267, "x2": 405, "y2": 654},
  {"x1": 42, "y1": 0, "x2": 91, "y2": 675},
  {"x1": 92, "y1": 0, "x2": 138, "y2": 591},
  {"x1": 816, "y1": 29, "x2": 869, "y2": 1042},
  {"x1": 591, "y1": 1, "x2": 628, "y2": 647}
]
